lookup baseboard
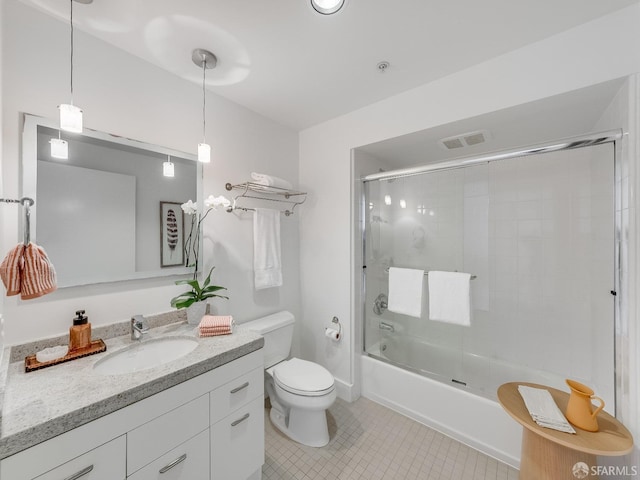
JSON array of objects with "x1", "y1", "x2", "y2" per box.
[{"x1": 334, "y1": 377, "x2": 359, "y2": 402}]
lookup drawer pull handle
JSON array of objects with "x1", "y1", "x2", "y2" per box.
[
  {"x1": 64, "y1": 465, "x2": 94, "y2": 480},
  {"x1": 231, "y1": 413, "x2": 250, "y2": 427},
  {"x1": 159, "y1": 453, "x2": 187, "y2": 474},
  {"x1": 230, "y1": 381, "x2": 249, "y2": 394}
]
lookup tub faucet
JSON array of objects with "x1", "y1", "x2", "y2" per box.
[{"x1": 131, "y1": 315, "x2": 149, "y2": 341}]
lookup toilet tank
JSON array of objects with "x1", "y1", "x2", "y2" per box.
[{"x1": 245, "y1": 311, "x2": 295, "y2": 368}]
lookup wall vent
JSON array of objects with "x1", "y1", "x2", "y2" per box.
[{"x1": 438, "y1": 130, "x2": 491, "y2": 150}]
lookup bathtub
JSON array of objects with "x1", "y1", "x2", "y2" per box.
[
  {"x1": 359, "y1": 334, "x2": 570, "y2": 468},
  {"x1": 369, "y1": 334, "x2": 568, "y2": 399}
]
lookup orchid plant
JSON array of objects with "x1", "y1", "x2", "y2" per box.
[
  {"x1": 181, "y1": 195, "x2": 230, "y2": 279},
  {"x1": 170, "y1": 194, "x2": 231, "y2": 311}
]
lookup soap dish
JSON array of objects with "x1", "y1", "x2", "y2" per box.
[
  {"x1": 25, "y1": 339, "x2": 107, "y2": 372},
  {"x1": 35, "y1": 345, "x2": 69, "y2": 363}
]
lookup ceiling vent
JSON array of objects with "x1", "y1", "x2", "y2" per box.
[{"x1": 438, "y1": 130, "x2": 491, "y2": 150}]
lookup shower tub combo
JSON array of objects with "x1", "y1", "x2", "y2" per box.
[{"x1": 357, "y1": 132, "x2": 620, "y2": 466}]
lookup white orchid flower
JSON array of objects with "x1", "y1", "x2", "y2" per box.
[
  {"x1": 204, "y1": 195, "x2": 231, "y2": 210},
  {"x1": 181, "y1": 200, "x2": 198, "y2": 215}
]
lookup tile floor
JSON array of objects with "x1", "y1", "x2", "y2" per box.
[{"x1": 262, "y1": 397, "x2": 519, "y2": 480}]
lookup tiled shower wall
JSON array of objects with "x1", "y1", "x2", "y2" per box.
[{"x1": 365, "y1": 142, "x2": 615, "y2": 406}]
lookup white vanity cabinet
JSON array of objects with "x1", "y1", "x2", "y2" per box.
[{"x1": 0, "y1": 349, "x2": 264, "y2": 480}]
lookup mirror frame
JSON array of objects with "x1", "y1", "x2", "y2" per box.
[{"x1": 21, "y1": 113, "x2": 203, "y2": 286}]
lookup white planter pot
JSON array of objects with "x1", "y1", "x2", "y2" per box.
[{"x1": 186, "y1": 300, "x2": 209, "y2": 325}]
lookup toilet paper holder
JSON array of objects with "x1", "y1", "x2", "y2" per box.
[{"x1": 325, "y1": 316, "x2": 341, "y2": 341}]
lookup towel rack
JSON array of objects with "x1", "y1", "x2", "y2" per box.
[
  {"x1": 383, "y1": 266, "x2": 477, "y2": 280},
  {"x1": 225, "y1": 182, "x2": 307, "y2": 217},
  {"x1": 1, "y1": 197, "x2": 34, "y2": 245}
]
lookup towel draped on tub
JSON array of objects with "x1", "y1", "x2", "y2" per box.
[
  {"x1": 428, "y1": 270, "x2": 471, "y2": 326},
  {"x1": 387, "y1": 267, "x2": 424, "y2": 318}
]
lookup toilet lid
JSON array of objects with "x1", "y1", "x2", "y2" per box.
[{"x1": 273, "y1": 358, "x2": 335, "y2": 397}]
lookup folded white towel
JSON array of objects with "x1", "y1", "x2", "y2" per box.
[
  {"x1": 518, "y1": 385, "x2": 576, "y2": 434},
  {"x1": 253, "y1": 208, "x2": 282, "y2": 290},
  {"x1": 428, "y1": 271, "x2": 471, "y2": 326},
  {"x1": 251, "y1": 172, "x2": 293, "y2": 190},
  {"x1": 387, "y1": 267, "x2": 424, "y2": 318}
]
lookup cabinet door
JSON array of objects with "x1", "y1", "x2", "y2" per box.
[
  {"x1": 33, "y1": 435, "x2": 126, "y2": 480},
  {"x1": 127, "y1": 394, "x2": 209, "y2": 475},
  {"x1": 127, "y1": 429, "x2": 209, "y2": 480},
  {"x1": 210, "y1": 367, "x2": 263, "y2": 426},
  {"x1": 211, "y1": 396, "x2": 264, "y2": 480}
]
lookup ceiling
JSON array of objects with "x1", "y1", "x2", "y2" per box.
[
  {"x1": 21, "y1": 0, "x2": 640, "y2": 131},
  {"x1": 357, "y1": 78, "x2": 627, "y2": 169}
]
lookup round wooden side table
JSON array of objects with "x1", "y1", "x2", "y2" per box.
[{"x1": 497, "y1": 382, "x2": 633, "y2": 480}]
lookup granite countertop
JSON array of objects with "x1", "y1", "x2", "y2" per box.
[{"x1": 0, "y1": 318, "x2": 263, "y2": 460}]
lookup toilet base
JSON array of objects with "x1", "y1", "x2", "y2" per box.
[{"x1": 269, "y1": 405, "x2": 330, "y2": 447}]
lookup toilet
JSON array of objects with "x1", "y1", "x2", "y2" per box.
[{"x1": 246, "y1": 311, "x2": 336, "y2": 447}]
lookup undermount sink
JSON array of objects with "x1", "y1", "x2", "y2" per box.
[{"x1": 93, "y1": 336, "x2": 198, "y2": 375}]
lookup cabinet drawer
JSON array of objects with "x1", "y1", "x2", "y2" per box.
[
  {"x1": 128, "y1": 394, "x2": 209, "y2": 475},
  {"x1": 34, "y1": 435, "x2": 126, "y2": 480},
  {"x1": 211, "y1": 396, "x2": 264, "y2": 480},
  {"x1": 127, "y1": 429, "x2": 209, "y2": 480},
  {"x1": 210, "y1": 366, "x2": 263, "y2": 425}
]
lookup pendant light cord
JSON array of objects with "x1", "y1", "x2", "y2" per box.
[
  {"x1": 70, "y1": 0, "x2": 74, "y2": 104},
  {"x1": 202, "y1": 55, "x2": 206, "y2": 143}
]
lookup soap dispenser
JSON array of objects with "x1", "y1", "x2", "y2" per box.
[{"x1": 69, "y1": 310, "x2": 92, "y2": 352}]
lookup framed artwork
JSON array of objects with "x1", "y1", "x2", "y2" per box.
[{"x1": 160, "y1": 201, "x2": 184, "y2": 267}]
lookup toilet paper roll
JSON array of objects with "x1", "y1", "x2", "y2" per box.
[{"x1": 325, "y1": 327, "x2": 340, "y2": 341}]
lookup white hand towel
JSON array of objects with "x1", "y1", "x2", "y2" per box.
[
  {"x1": 251, "y1": 172, "x2": 293, "y2": 190},
  {"x1": 517, "y1": 385, "x2": 576, "y2": 434},
  {"x1": 253, "y1": 208, "x2": 282, "y2": 290},
  {"x1": 428, "y1": 271, "x2": 471, "y2": 326},
  {"x1": 387, "y1": 267, "x2": 424, "y2": 318}
]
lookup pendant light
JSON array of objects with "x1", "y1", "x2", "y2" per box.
[
  {"x1": 163, "y1": 155, "x2": 175, "y2": 177},
  {"x1": 49, "y1": 132, "x2": 69, "y2": 160},
  {"x1": 59, "y1": 0, "x2": 91, "y2": 133},
  {"x1": 192, "y1": 48, "x2": 217, "y2": 163}
]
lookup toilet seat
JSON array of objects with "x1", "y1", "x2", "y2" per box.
[{"x1": 272, "y1": 358, "x2": 335, "y2": 397}]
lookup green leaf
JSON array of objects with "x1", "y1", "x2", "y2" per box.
[
  {"x1": 201, "y1": 292, "x2": 229, "y2": 301},
  {"x1": 170, "y1": 265, "x2": 228, "y2": 309},
  {"x1": 201, "y1": 285, "x2": 226, "y2": 294},
  {"x1": 202, "y1": 266, "x2": 215, "y2": 290},
  {"x1": 174, "y1": 279, "x2": 200, "y2": 290},
  {"x1": 172, "y1": 298, "x2": 197, "y2": 309}
]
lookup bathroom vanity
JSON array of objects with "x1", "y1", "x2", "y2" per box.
[{"x1": 0, "y1": 321, "x2": 265, "y2": 480}]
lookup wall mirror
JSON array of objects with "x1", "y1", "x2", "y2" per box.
[{"x1": 21, "y1": 114, "x2": 201, "y2": 288}]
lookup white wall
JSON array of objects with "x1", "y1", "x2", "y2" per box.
[
  {"x1": 1, "y1": 0, "x2": 299, "y2": 345},
  {"x1": 299, "y1": 0, "x2": 640, "y2": 448}
]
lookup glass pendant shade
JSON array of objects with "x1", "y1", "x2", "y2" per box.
[
  {"x1": 59, "y1": 104, "x2": 83, "y2": 133},
  {"x1": 163, "y1": 158, "x2": 175, "y2": 177},
  {"x1": 50, "y1": 137, "x2": 69, "y2": 159},
  {"x1": 198, "y1": 143, "x2": 211, "y2": 163}
]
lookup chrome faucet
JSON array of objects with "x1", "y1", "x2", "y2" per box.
[{"x1": 131, "y1": 315, "x2": 149, "y2": 341}]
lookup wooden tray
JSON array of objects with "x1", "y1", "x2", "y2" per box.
[{"x1": 25, "y1": 339, "x2": 107, "y2": 372}]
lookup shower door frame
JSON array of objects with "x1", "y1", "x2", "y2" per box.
[{"x1": 358, "y1": 129, "x2": 624, "y2": 412}]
